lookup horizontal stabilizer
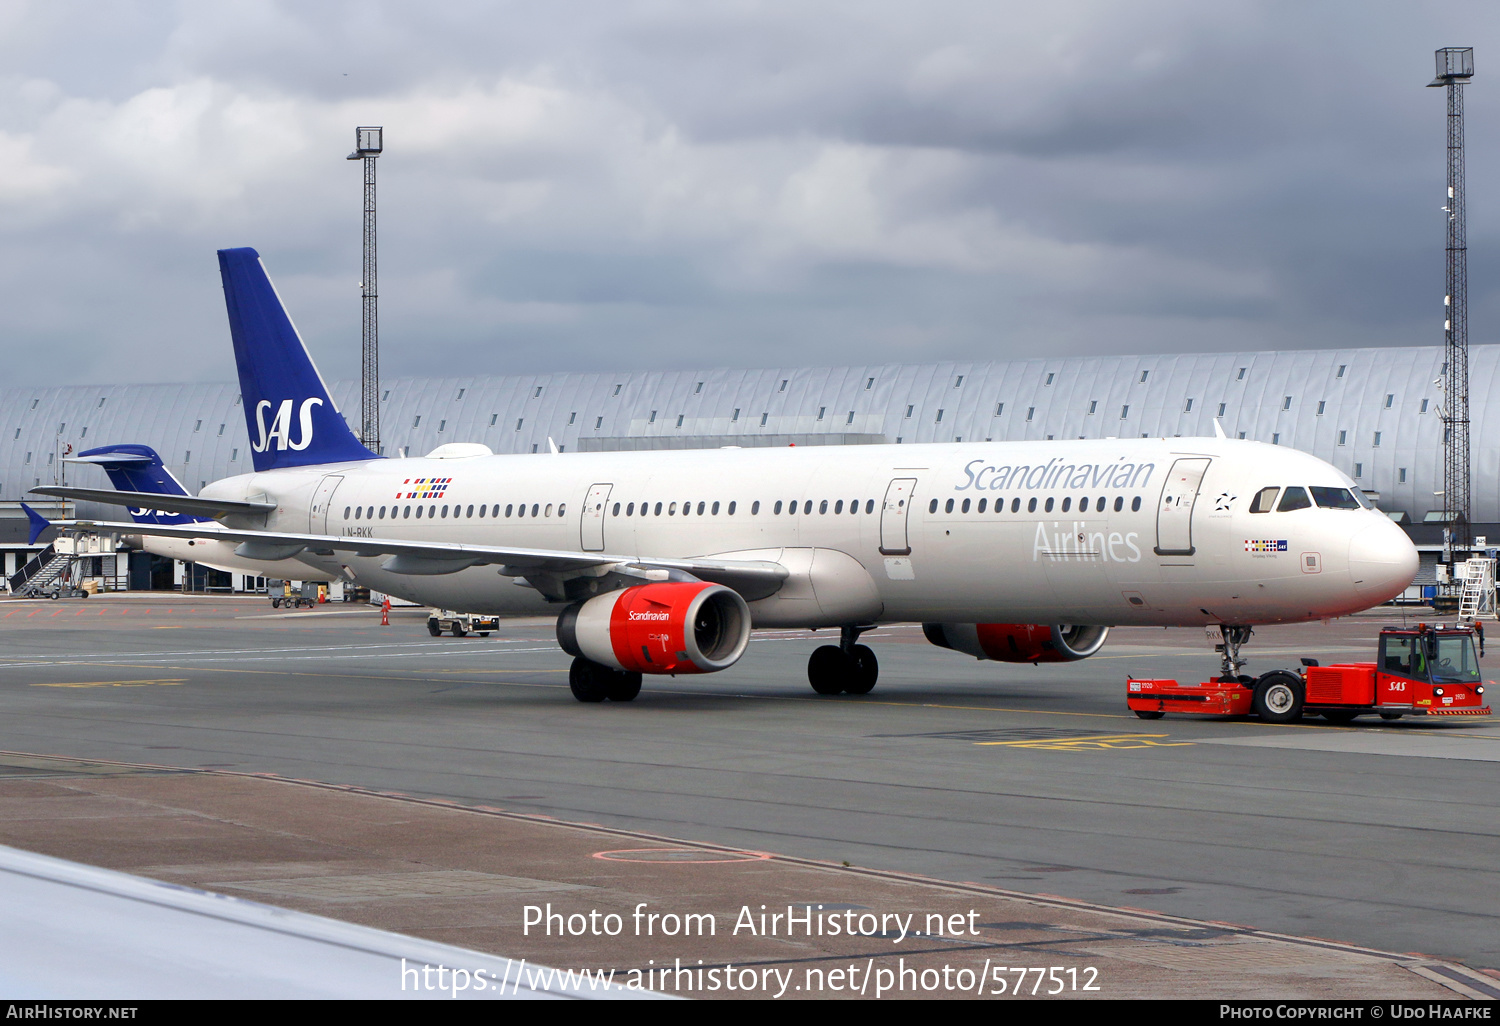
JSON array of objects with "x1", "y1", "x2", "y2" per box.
[
  {"x1": 30, "y1": 486, "x2": 276, "y2": 520},
  {"x1": 20, "y1": 502, "x2": 51, "y2": 546},
  {"x1": 66, "y1": 452, "x2": 155, "y2": 466}
]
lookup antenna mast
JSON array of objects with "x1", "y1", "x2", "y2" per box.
[
  {"x1": 348, "y1": 126, "x2": 383, "y2": 454},
  {"x1": 1429, "y1": 49, "x2": 1474, "y2": 549}
]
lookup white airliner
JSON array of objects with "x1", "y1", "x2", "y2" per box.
[{"x1": 38, "y1": 249, "x2": 1420, "y2": 704}]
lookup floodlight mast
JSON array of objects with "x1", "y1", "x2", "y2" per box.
[
  {"x1": 347, "y1": 126, "x2": 383, "y2": 454},
  {"x1": 1429, "y1": 49, "x2": 1474, "y2": 549}
]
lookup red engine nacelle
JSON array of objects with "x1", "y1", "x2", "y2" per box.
[
  {"x1": 922, "y1": 622, "x2": 1110, "y2": 663},
  {"x1": 556, "y1": 581, "x2": 752, "y2": 674}
]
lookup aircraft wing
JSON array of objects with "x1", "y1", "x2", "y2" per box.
[
  {"x1": 32, "y1": 486, "x2": 278, "y2": 519},
  {"x1": 58, "y1": 518, "x2": 790, "y2": 601}
]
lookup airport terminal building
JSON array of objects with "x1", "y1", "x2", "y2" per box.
[{"x1": 3, "y1": 342, "x2": 1491, "y2": 589}]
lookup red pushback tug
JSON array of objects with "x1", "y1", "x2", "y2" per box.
[{"x1": 1127, "y1": 623, "x2": 1492, "y2": 723}]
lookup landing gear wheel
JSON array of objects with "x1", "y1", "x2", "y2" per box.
[
  {"x1": 605, "y1": 671, "x2": 643, "y2": 702},
  {"x1": 427, "y1": 620, "x2": 441, "y2": 637},
  {"x1": 1379, "y1": 712, "x2": 1403, "y2": 721},
  {"x1": 1134, "y1": 709, "x2": 1166, "y2": 720},
  {"x1": 844, "y1": 644, "x2": 879, "y2": 695},
  {"x1": 1252, "y1": 671, "x2": 1304, "y2": 723},
  {"x1": 808, "y1": 645, "x2": 850, "y2": 695},
  {"x1": 1321, "y1": 709, "x2": 1359, "y2": 724},
  {"x1": 451, "y1": 625, "x2": 467, "y2": 637},
  {"x1": 569, "y1": 657, "x2": 609, "y2": 703}
]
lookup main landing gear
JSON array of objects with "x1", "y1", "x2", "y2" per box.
[
  {"x1": 807, "y1": 626, "x2": 879, "y2": 696},
  {"x1": 569, "y1": 657, "x2": 643, "y2": 703}
]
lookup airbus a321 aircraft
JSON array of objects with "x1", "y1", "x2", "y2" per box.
[{"x1": 37, "y1": 248, "x2": 1420, "y2": 705}]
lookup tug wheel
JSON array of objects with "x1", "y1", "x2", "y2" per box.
[{"x1": 1252, "y1": 671, "x2": 1304, "y2": 723}]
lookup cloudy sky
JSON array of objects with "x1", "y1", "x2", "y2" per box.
[{"x1": 1, "y1": 0, "x2": 1498, "y2": 386}]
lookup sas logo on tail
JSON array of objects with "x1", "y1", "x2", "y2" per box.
[
  {"x1": 400, "y1": 477, "x2": 452, "y2": 499},
  {"x1": 252, "y1": 398, "x2": 323, "y2": 452}
]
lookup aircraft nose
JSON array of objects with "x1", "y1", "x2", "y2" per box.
[{"x1": 1347, "y1": 516, "x2": 1419, "y2": 600}]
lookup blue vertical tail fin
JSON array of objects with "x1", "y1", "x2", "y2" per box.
[
  {"x1": 217, "y1": 247, "x2": 379, "y2": 472},
  {"x1": 73, "y1": 445, "x2": 213, "y2": 525}
]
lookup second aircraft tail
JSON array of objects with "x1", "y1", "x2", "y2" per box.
[{"x1": 72, "y1": 445, "x2": 212, "y2": 526}]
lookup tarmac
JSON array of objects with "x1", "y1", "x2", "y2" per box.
[{"x1": 1, "y1": 592, "x2": 1497, "y2": 999}]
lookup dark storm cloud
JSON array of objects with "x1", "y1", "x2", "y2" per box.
[{"x1": 0, "y1": 0, "x2": 1495, "y2": 387}]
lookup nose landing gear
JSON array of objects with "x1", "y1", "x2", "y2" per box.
[
  {"x1": 808, "y1": 626, "x2": 879, "y2": 695},
  {"x1": 1215, "y1": 625, "x2": 1254, "y2": 683},
  {"x1": 1215, "y1": 623, "x2": 1304, "y2": 721}
]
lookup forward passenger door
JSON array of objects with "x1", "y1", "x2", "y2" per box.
[{"x1": 1154, "y1": 458, "x2": 1211, "y2": 557}]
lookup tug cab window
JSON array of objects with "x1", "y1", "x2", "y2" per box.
[
  {"x1": 1249, "y1": 487, "x2": 1279, "y2": 513},
  {"x1": 1432, "y1": 634, "x2": 1482, "y2": 684},
  {"x1": 1380, "y1": 635, "x2": 1425, "y2": 679},
  {"x1": 1276, "y1": 486, "x2": 1311, "y2": 512}
]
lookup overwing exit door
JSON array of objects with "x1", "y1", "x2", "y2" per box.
[
  {"x1": 1154, "y1": 458, "x2": 1211, "y2": 557},
  {"x1": 581, "y1": 483, "x2": 612, "y2": 551},
  {"x1": 880, "y1": 478, "x2": 917, "y2": 555}
]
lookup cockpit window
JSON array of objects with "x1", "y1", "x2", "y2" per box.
[
  {"x1": 1309, "y1": 486, "x2": 1360, "y2": 510},
  {"x1": 1277, "y1": 486, "x2": 1312, "y2": 512},
  {"x1": 1249, "y1": 487, "x2": 1279, "y2": 513}
]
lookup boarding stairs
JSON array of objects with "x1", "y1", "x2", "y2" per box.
[
  {"x1": 6, "y1": 546, "x2": 77, "y2": 598},
  {"x1": 1456, "y1": 557, "x2": 1497, "y2": 623}
]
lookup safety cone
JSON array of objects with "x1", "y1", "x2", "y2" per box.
[{"x1": 381, "y1": 597, "x2": 391, "y2": 627}]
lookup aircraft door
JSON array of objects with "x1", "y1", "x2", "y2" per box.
[
  {"x1": 1154, "y1": 458, "x2": 1210, "y2": 557},
  {"x1": 309, "y1": 475, "x2": 344, "y2": 534},
  {"x1": 880, "y1": 478, "x2": 917, "y2": 555},
  {"x1": 581, "y1": 483, "x2": 613, "y2": 551}
]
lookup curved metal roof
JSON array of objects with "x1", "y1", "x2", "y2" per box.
[{"x1": 3, "y1": 344, "x2": 1481, "y2": 524}]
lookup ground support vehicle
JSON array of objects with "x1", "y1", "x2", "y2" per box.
[
  {"x1": 427, "y1": 610, "x2": 501, "y2": 638},
  {"x1": 1128, "y1": 624, "x2": 1492, "y2": 723},
  {"x1": 269, "y1": 580, "x2": 317, "y2": 609}
]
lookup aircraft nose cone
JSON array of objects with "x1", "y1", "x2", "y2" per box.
[{"x1": 1347, "y1": 517, "x2": 1419, "y2": 600}]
